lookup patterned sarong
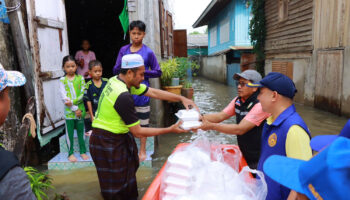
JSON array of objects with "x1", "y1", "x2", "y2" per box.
[{"x1": 90, "y1": 128, "x2": 139, "y2": 200}]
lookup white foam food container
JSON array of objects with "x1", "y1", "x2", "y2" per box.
[{"x1": 175, "y1": 109, "x2": 201, "y2": 121}]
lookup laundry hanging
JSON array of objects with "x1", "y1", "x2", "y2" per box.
[{"x1": 0, "y1": 0, "x2": 10, "y2": 24}]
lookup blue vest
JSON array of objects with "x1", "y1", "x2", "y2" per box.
[{"x1": 257, "y1": 105, "x2": 311, "y2": 200}]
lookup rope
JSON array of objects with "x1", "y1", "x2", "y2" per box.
[
  {"x1": 22, "y1": 113, "x2": 36, "y2": 138},
  {"x1": 0, "y1": 1, "x2": 21, "y2": 13}
]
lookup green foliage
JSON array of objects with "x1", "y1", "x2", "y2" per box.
[
  {"x1": 160, "y1": 58, "x2": 178, "y2": 86},
  {"x1": 190, "y1": 60, "x2": 200, "y2": 77},
  {"x1": 183, "y1": 80, "x2": 192, "y2": 89},
  {"x1": 249, "y1": 0, "x2": 266, "y2": 76},
  {"x1": 176, "y1": 57, "x2": 191, "y2": 79},
  {"x1": 24, "y1": 167, "x2": 54, "y2": 200},
  {"x1": 160, "y1": 57, "x2": 200, "y2": 87},
  {"x1": 189, "y1": 31, "x2": 201, "y2": 35}
]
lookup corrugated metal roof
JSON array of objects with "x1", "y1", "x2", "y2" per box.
[
  {"x1": 187, "y1": 34, "x2": 208, "y2": 47},
  {"x1": 192, "y1": 0, "x2": 232, "y2": 28}
]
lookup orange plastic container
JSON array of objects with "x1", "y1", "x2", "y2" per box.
[{"x1": 142, "y1": 143, "x2": 249, "y2": 200}]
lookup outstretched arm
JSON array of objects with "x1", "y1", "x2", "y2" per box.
[
  {"x1": 144, "y1": 87, "x2": 198, "y2": 110},
  {"x1": 129, "y1": 121, "x2": 186, "y2": 138},
  {"x1": 204, "y1": 111, "x2": 231, "y2": 123},
  {"x1": 193, "y1": 118, "x2": 256, "y2": 135}
]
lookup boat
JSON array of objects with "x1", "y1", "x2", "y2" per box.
[{"x1": 142, "y1": 143, "x2": 249, "y2": 200}]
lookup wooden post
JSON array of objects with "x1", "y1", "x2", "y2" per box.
[
  {"x1": 13, "y1": 97, "x2": 35, "y2": 164},
  {"x1": 5, "y1": 0, "x2": 35, "y2": 99}
]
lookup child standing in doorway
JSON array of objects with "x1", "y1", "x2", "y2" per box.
[
  {"x1": 113, "y1": 20, "x2": 162, "y2": 162},
  {"x1": 84, "y1": 60, "x2": 108, "y2": 133},
  {"x1": 59, "y1": 55, "x2": 89, "y2": 162},
  {"x1": 75, "y1": 39, "x2": 96, "y2": 79}
]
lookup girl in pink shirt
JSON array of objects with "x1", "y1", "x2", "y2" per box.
[{"x1": 75, "y1": 40, "x2": 96, "y2": 79}]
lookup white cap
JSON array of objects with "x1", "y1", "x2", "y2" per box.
[{"x1": 121, "y1": 54, "x2": 144, "y2": 69}]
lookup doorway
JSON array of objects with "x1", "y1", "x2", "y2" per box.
[{"x1": 65, "y1": 0, "x2": 129, "y2": 78}]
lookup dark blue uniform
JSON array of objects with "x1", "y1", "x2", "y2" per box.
[
  {"x1": 84, "y1": 78, "x2": 108, "y2": 115},
  {"x1": 84, "y1": 78, "x2": 108, "y2": 131}
]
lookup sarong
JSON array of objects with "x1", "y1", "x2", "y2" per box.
[{"x1": 90, "y1": 128, "x2": 139, "y2": 200}]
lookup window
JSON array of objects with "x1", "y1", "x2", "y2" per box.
[
  {"x1": 220, "y1": 16, "x2": 230, "y2": 44},
  {"x1": 210, "y1": 25, "x2": 217, "y2": 47},
  {"x1": 278, "y1": 0, "x2": 288, "y2": 22},
  {"x1": 272, "y1": 61, "x2": 293, "y2": 79}
]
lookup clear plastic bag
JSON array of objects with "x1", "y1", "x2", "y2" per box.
[{"x1": 160, "y1": 133, "x2": 267, "y2": 200}]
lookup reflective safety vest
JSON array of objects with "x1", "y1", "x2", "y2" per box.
[
  {"x1": 60, "y1": 75, "x2": 86, "y2": 119},
  {"x1": 235, "y1": 92, "x2": 263, "y2": 169},
  {"x1": 92, "y1": 76, "x2": 147, "y2": 134}
]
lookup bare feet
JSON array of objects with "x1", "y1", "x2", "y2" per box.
[
  {"x1": 68, "y1": 154, "x2": 77, "y2": 162},
  {"x1": 81, "y1": 153, "x2": 89, "y2": 160},
  {"x1": 138, "y1": 151, "x2": 146, "y2": 162}
]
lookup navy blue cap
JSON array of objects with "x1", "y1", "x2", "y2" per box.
[
  {"x1": 247, "y1": 72, "x2": 297, "y2": 99},
  {"x1": 264, "y1": 137, "x2": 350, "y2": 200}
]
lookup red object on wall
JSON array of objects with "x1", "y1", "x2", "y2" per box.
[{"x1": 173, "y1": 29, "x2": 188, "y2": 57}]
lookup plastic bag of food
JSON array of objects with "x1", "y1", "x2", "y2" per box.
[
  {"x1": 160, "y1": 133, "x2": 267, "y2": 200},
  {"x1": 160, "y1": 133, "x2": 211, "y2": 199}
]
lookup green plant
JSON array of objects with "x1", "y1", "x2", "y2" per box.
[
  {"x1": 249, "y1": 0, "x2": 266, "y2": 76},
  {"x1": 183, "y1": 80, "x2": 192, "y2": 89},
  {"x1": 160, "y1": 58, "x2": 178, "y2": 86},
  {"x1": 176, "y1": 57, "x2": 200, "y2": 78},
  {"x1": 24, "y1": 166, "x2": 54, "y2": 200},
  {"x1": 160, "y1": 58, "x2": 200, "y2": 86},
  {"x1": 176, "y1": 57, "x2": 190, "y2": 79},
  {"x1": 190, "y1": 60, "x2": 200, "y2": 76}
]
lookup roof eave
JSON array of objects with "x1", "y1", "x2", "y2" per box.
[
  {"x1": 192, "y1": 0, "x2": 232, "y2": 28},
  {"x1": 192, "y1": 0, "x2": 218, "y2": 28}
]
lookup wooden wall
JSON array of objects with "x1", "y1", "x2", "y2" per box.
[
  {"x1": 314, "y1": 0, "x2": 350, "y2": 49},
  {"x1": 265, "y1": 0, "x2": 313, "y2": 56},
  {"x1": 314, "y1": 50, "x2": 343, "y2": 115}
]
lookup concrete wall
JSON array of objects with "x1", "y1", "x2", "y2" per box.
[
  {"x1": 129, "y1": 0, "x2": 164, "y2": 127},
  {"x1": 200, "y1": 55, "x2": 227, "y2": 84},
  {"x1": 342, "y1": 47, "x2": 350, "y2": 116}
]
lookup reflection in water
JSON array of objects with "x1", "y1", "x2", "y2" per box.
[{"x1": 47, "y1": 77, "x2": 348, "y2": 199}]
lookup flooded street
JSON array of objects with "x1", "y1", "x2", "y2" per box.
[{"x1": 47, "y1": 77, "x2": 348, "y2": 199}]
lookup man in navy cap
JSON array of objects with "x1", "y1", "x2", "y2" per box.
[
  {"x1": 193, "y1": 69, "x2": 270, "y2": 169},
  {"x1": 263, "y1": 137, "x2": 350, "y2": 200},
  {"x1": 248, "y1": 72, "x2": 312, "y2": 200}
]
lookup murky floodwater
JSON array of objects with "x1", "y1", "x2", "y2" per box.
[{"x1": 47, "y1": 77, "x2": 348, "y2": 199}]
